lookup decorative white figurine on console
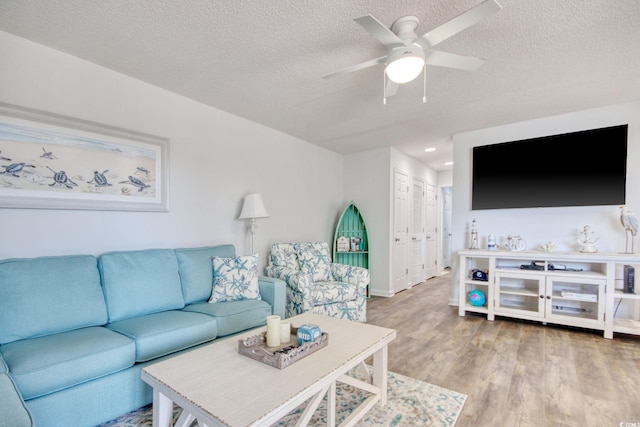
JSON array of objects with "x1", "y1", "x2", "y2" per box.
[
  {"x1": 620, "y1": 205, "x2": 639, "y2": 253},
  {"x1": 487, "y1": 234, "x2": 497, "y2": 250},
  {"x1": 505, "y1": 235, "x2": 526, "y2": 251},
  {"x1": 539, "y1": 241, "x2": 557, "y2": 252},
  {"x1": 576, "y1": 225, "x2": 599, "y2": 253},
  {"x1": 470, "y1": 219, "x2": 479, "y2": 249}
]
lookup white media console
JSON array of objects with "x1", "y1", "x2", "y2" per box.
[{"x1": 458, "y1": 249, "x2": 640, "y2": 339}]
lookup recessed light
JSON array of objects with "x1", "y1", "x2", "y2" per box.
[
  {"x1": 424, "y1": 147, "x2": 436, "y2": 153},
  {"x1": 444, "y1": 161, "x2": 454, "y2": 166}
]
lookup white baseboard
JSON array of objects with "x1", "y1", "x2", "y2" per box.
[{"x1": 369, "y1": 289, "x2": 395, "y2": 298}]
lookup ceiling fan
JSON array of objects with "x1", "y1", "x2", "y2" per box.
[{"x1": 323, "y1": 0, "x2": 502, "y2": 101}]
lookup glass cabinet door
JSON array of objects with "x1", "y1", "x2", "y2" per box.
[
  {"x1": 546, "y1": 275, "x2": 605, "y2": 325},
  {"x1": 495, "y1": 272, "x2": 545, "y2": 318}
]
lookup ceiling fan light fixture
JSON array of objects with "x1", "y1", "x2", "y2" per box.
[{"x1": 385, "y1": 45, "x2": 425, "y2": 84}]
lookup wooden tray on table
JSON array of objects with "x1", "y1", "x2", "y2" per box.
[{"x1": 238, "y1": 325, "x2": 328, "y2": 369}]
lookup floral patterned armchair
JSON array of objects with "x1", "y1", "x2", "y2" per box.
[{"x1": 264, "y1": 242, "x2": 369, "y2": 322}]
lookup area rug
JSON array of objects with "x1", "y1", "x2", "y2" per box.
[{"x1": 100, "y1": 368, "x2": 466, "y2": 426}]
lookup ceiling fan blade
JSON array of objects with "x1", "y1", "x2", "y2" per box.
[
  {"x1": 354, "y1": 15, "x2": 407, "y2": 49},
  {"x1": 417, "y1": 0, "x2": 502, "y2": 48},
  {"x1": 424, "y1": 49, "x2": 484, "y2": 71},
  {"x1": 323, "y1": 55, "x2": 387, "y2": 79},
  {"x1": 385, "y1": 79, "x2": 400, "y2": 97}
]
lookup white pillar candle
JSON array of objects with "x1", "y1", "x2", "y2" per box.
[
  {"x1": 280, "y1": 322, "x2": 291, "y2": 344},
  {"x1": 266, "y1": 315, "x2": 281, "y2": 347}
]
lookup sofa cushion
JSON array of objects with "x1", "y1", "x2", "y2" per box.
[
  {"x1": 175, "y1": 245, "x2": 236, "y2": 305},
  {"x1": 99, "y1": 249, "x2": 185, "y2": 322},
  {"x1": 209, "y1": 254, "x2": 262, "y2": 302},
  {"x1": 0, "y1": 255, "x2": 108, "y2": 345},
  {"x1": 0, "y1": 327, "x2": 135, "y2": 400},
  {"x1": 106, "y1": 310, "x2": 217, "y2": 362},
  {"x1": 183, "y1": 300, "x2": 271, "y2": 337},
  {"x1": 310, "y1": 281, "x2": 359, "y2": 304}
]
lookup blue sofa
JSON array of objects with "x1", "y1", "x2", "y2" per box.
[{"x1": 0, "y1": 245, "x2": 286, "y2": 427}]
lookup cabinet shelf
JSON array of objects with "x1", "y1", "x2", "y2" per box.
[
  {"x1": 500, "y1": 300, "x2": 538, "y2": 310},
  {"x1": 499, "y1": 287, "x2": 538, "y2": 297},
  {"x1": 612, "y1": 318, "x2": 640, "y2": 334},
  {"x1": 553, "y1": 295, "x2": 598, "y2": 303},
  {"x1": 494, "y1": 267, "x2": 606, "y2": 279},
  {"x1": 553, "y1": 289, "x2": 598, "y2": 301},
  {"x1": 465, "y1": 279, "x2": 489, "y2": 286},
  {"x1": 464, "y1": 305, "x2": 489, "y2": 314},
  {"x1": 614, "y1": 290, "x2": 640, "y2": 300},
  {"x1": 551, "y1": 308, "x2": 596, "y2": 319}
]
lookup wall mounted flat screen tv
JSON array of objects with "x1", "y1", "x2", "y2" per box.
[{"x1": 472, "y1": 124, "x2": 628, "y2": 210}]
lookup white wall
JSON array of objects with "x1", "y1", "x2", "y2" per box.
[
  {"x1": 0, "y1": 31, "x2": 344, "y2": 269},
  {"x1": 343, "y1": 148, "x2": 391, "y2": 296},
  {"x1": 450, "y1": 101, "x2": 640, "y2": 303},
  {"x1": 344, "y1": 147, "x2": 438, "y2": 297},
  {"x1": 438, "y1": 170, "x2": 452, "y2": 187}
]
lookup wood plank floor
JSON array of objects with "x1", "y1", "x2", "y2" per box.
[{"x1": 365, "y1": 274, "x2": 640, "y2": 427}]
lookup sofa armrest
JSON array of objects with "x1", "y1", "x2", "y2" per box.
[
  {"x1": 330, "y1": 263, "x2": 370, "y2": 295},
  {"x1": 258, "y1": 276, "x2": 286, "y2": 319},
  {"x1": 0, "y1": 356, "x2": 34, "y2": 427}
]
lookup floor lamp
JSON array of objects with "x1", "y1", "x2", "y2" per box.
[{"x1": 238, "y1": 193, "x2": 269, "y2": 253}]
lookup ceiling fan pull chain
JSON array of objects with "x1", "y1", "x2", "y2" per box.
[
  {"x1": 422, "y1": 65, "x2": 427, "y2": 104},
  {"x1": 383, "y1": 70, "x2": 387, "y2": 105}
]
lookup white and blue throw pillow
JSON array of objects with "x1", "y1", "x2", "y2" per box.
[{"x1": 209, "y1": 253, "x2": 261, "y2": 302}]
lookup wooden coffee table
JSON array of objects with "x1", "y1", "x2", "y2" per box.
[{"x1": 141, "y1": 312, "x2": 396, "y2": 427}]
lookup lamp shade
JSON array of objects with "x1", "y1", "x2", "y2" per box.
[
  {"x1": 385, "y1": 45, "x2": 425, "y2": 84},
  {"x1": 238, "y1": 193, "x2": 269, "y2": 219}
]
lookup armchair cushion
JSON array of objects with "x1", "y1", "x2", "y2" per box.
[
  {"x1": 269, "y1": 245, "x2": 299, "y2": 270},
  {"x1": 297, "y1": 248, "x2": 332, "y2": 282},
  {"x1": 330, "y1": 263, "x2": 370, "y2": 291},
  {"x1": 310, "y1": 281, "x2": 359, "y2": 304},
  {"x1": 209, "y1": 254, "x2": 261, "y2": 303}
]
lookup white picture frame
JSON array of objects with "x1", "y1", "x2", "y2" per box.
[
  {"x1": 0, "y1": 102, "x2": 169, "y2": 211},
  {"x1": 337, "y1": 236, "x2": 350, "y2": 252},
  {"x1": 350, "y1": 236, "x2": 362, "y2": 252}
]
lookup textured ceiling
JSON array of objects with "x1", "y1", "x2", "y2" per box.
[{"x1": 1, "y1": 0, "x2": 639, "y2": 171}]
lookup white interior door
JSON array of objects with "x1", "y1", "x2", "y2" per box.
[
  {"x1": 411, "y1": 178, "x2": 426, "y2": 285},
  {"x1": 441, "y1": 186, "x2": 453, "y2": 269},
  {"x1": 393, "y1": 169, "x2": 409, "y2": 293},
  {"x1": 425, "y1": 182, "x2": 438, "y2": 279}
]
